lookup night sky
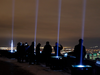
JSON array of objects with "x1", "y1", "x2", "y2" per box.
[{"x1": 0, "y1": 0, "x2": 100, "y2": 48}]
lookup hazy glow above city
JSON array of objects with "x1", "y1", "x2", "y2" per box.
[{"x1": 0, "y1": 0, "x2": 100, "y2": 48}]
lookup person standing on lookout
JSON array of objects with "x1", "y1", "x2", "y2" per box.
[
  {"x1": 43, "y1": 41, "x2": 52, "y2": 66},
  {"x1": 73, "y1": 39, "x2": 86, "y2": 64},
  {"x1": 28, "y1": 42, "x2": 35, "y2": 65},
  {"x1": 36, "y1": 43, "x2": 41, "y2": 65}
]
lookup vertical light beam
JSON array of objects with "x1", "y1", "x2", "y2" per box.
[
  {"x1": 57, "y1": 0, "x2": 62, "y2": 56},
  {"x1": 11, "y1": 40, "x2": 13, "y2": 52},
  {"x1": 80, "y1": 0, "x2": 86, "y2": 65},
  {"x1": 11, "y1": 0, "x2": 15, "y2": 53},
  {"x1": 34, "y1": 0, "x2": 39, "y2": 51}
]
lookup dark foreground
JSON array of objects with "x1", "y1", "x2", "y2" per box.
[
  {"x1": 0, "y1": 60, "x2": 34, "y2": 75},
  {"x1": 0, "y1": 50, "x2": 100, "y2": 75}
]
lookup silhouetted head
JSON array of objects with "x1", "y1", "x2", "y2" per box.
[
  {"x1": 25, "y1": 42, "x2": 28, "y2": 46},
  {"x1": 79, "y1": 39, "x2": 83, "y2": 44},
  {"x1": 31, "y1": 41, "x2": 34, "y2": 45},
  {"x1": 17, "y1": 42, "x2": 20, "y2": 46},
  {"x1": 17, "y1": 42, "x2": 22, "y2": 46},
  {"x1": 22, "y1": 43, "x2": 25, "y2": 46},
  {"x1": 46, "y1": 41, "x2": 49, "y2": 45},
  {"x1": 37, "y1": 43, "x2": 41, "y2": 47},
  {"x1": 55, "y1": 42, "x2": 59, "y2": 46}
]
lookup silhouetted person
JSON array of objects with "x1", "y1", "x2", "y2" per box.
[
  {"x1": 20, "y1": 43, "x2": 25, "y2": 62},
  {"x1": 25, "y1": 42, "x2": 30, "y2": 52},
  {"x1": 17, "y1": 42, "x2": 22, "y2": 62},
  {"x1": 73, "y1": 39, "x2": 86, "y2": 64},
  {"x1": 28, "y1": 42, "x2": 35, "y2": 65},
  {"x1": 54, "y1": 42, "x2": 63, "y2": 56},
  {"x1": 36, "y1": 43, "x2": 41, "y2": 65},
  {"x1": 43, "y1": 41, "x2": 52, "y2": 66},
  {"x1": 17, "y1": 43, "x2": 25, "y2": 62},
  {"x1": 24, "y1": 42, "x2": 30, "y2": 62}
]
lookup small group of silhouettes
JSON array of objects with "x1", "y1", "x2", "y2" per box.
[
  {"x1": 17, "y1": 41, "x2": 41, "y2": 65},
  {"x1": 17, "y1": 41, "x2": 63, "y2": 65},
  {"x1": 17, "y1": 39, "x2": 86, "y2": 65}
]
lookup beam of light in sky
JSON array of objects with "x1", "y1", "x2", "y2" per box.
[
  {"x1": 11, "y1": 40, "x2": 13, "y2": 53},
  {"x1": 80, "y1": 0, "x2": 86, "y2": 65},
  {"x1": 11, "y1": 0, "x2": 15, "y2": 52},
  {"x1": 57, "y1": 0, "x2": 62, "y2": 56},
  {"x1": 34, "y1": 0, "x2": 39, "y2": 51}
]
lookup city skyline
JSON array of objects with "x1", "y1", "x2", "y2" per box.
[{"x1": 0, "y1": 0, "x2": 100, "y2": 48}]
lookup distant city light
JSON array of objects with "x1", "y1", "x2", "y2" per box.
[{"x1": 0, "y1": 46, "x2": 100, "y2": 61}]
